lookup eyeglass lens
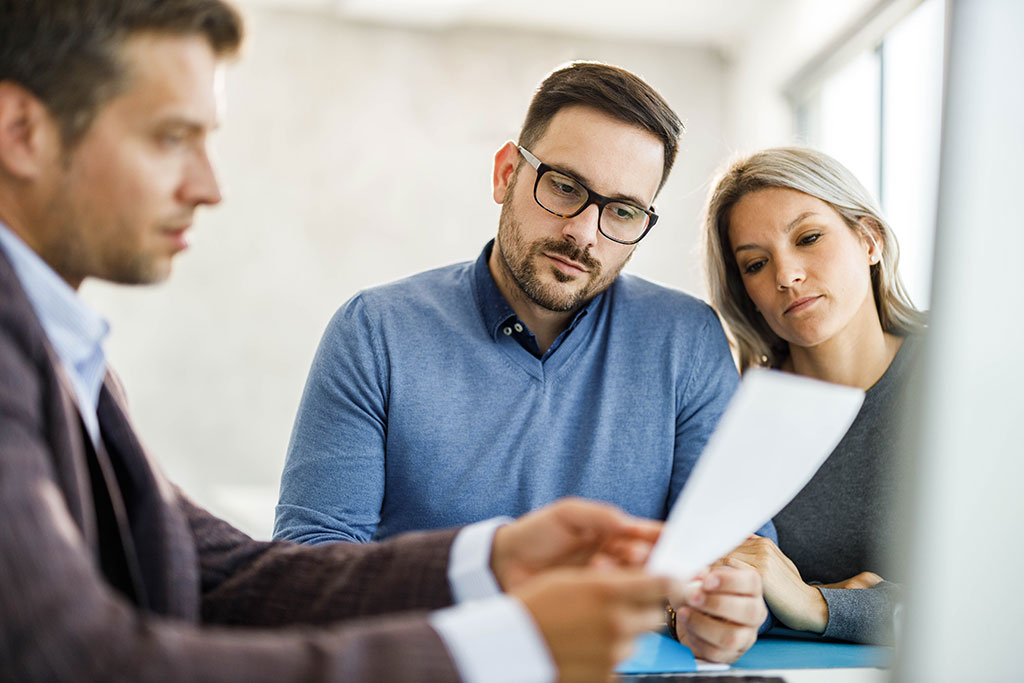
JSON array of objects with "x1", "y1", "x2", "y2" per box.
[{"x1": 536, "y1": 170, "x2": 650, "y2": 242}]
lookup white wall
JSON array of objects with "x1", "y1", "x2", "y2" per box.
[{"x1": 81, "y1": 5, "x2": 732, "y2": 537}]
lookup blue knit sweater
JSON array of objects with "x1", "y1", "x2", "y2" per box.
[{"x1": 274, "y1": 242, "x2": 768, "y2": 545}]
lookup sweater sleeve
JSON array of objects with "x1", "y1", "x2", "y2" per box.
[
  {"x1": 274, "y1": 294, "x2": 388, "y2": 544},
  {"x1": 818, "y1": 580, "x2": 901, "y2": 644}
]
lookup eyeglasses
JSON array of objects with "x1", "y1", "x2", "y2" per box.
[{"x1": 517, "y1": 146, "x2": 658, "y2": 245}]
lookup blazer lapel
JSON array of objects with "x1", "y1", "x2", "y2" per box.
[
  {"x1": 98, "y1": 374, "x2": 199, "y2": 621},
  {"x1": 40, "y1": 336, "x2": 156, "y2": 612},
  {"x1": 42, "y1": 343, "x2": 100, "y2": 551}
]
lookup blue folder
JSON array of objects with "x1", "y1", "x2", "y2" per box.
[{"x1": 616, "y1": 629, "x2": 891, "y2": 674}]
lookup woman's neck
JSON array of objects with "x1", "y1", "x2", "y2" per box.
[{"x1": 783, "y1": 316, "x2": 904, "y2": 390}]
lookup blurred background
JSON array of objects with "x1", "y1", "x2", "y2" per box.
[{"x1": 80, "y1": 0, "x2": 945, "y2": 539}]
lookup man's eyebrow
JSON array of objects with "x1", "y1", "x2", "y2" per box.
[
  {"x1": 547, "y1": 160, "x2": 652, "y2": 208},
  {"x1": 733, "y1": 212, "x2": 820, "y2": 254},
  {"x1": 157, "y1": 116, "x2": 214, "y2": 135}
]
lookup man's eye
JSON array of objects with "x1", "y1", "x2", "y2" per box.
[
  {"x1": 549, "y1": 179, "x2": 581, "y2": 197},
  {"x1": 158, "y1": 132, "x2": 187, "y2": 148},
  {"x1": 611, "y1": 205, "x2": 642, "y2": 221}
]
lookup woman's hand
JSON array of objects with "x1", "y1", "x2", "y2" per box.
[
  {"x1": 719, "y1": 536, "x2": 829, "y2": 634},
  {"x1": 819, "y1": 571, "x2": 883, "y2": 590}
]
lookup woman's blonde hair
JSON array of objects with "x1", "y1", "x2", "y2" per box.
[{"x1": 702, "y1": 146, "x2": 926, "y2": 371}]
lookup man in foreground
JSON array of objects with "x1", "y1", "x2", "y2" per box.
[{"x1": 0, "y1": 0, "x2": 766, "y2": 680}]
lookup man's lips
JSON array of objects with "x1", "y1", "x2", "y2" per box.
[
  {"x1": 546, "y1": 253, "x2": 588, "y2": 274},
  {"x1": 163, "y1": 224, "x2": 192, "y2": 251},
  {"x1": 784, "y1": 295, "x2": 821, "y2": 315}
]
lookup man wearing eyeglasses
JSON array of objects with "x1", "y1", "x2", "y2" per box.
[{"x1": 276, "y1": 62, "x2": 770, "y2": 663}]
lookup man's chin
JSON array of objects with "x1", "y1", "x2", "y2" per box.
[
  {"x1": 527, "y1": 280, "x2": 591, "y2": 313},
  {"x1": 105, "y1": 257, "x2": 174, "y2": 286}
]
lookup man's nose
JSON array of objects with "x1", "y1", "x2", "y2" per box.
[
  {"x1": 561, "y1": 202, "x2": 600, "y2": 250},
  {"x1": 180, "y1": 147, "x2": 223, "y2": 207}
]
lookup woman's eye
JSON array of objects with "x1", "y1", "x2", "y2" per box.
[
  {"x1": 744, "y1": 260, "x2": 766, "y2": 275},
  {"x1": 799, "y1": 232, "x2": 822, "y2": 246}
]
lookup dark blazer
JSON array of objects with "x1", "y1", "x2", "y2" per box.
[{"x1": 0, "y1": 246, "x2": 462, "y2": 682}]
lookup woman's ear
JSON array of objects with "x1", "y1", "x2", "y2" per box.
[{"x1": 859, "y1": 217, "x2": 884, "y2": 265}]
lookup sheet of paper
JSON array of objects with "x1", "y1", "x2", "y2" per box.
[{"x1": 647, "y1": 368, "x2": 864, "y2": 581}]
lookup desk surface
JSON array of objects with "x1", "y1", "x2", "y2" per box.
[
  {"x1": 619, "y1": 630, "x2": 891, "y2": 682},
  {"x1": 687, "y1": 669, "x2": 887, "y2": 682}
]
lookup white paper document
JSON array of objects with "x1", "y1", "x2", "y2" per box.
[{"x1": 647, "y1": 368, "x2": 865, "y2": 581}]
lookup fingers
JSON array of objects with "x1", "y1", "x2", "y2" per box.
[
  {"x1": 688, "y1": 590, "x2": 766, "y2": 627},
  {"x1": 852, "y1": 571, "x2": 883, "y2": 588},
  {"x1": 598, "y1": 537, "x2": 657, "y2": 566},
  {"x1": 704, "y1": 563, "x2": 763, "y2": 597},
  {"x1": 675, "y1": 606, "x2": 758, "y2": 664},
  {"x1": 543, "y1": 497, "x2": 661, "y2": 543},
  {"x1": 601, "y1": 571, "x2": 681, "y2": 606}
]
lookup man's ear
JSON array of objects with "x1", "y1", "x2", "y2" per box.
[
  {"x1": 492, "y1": 140, "x2": 520, "y2": 205},
  {"x1": 0, "y1": 81, "x2": 60, "y2": 179}
]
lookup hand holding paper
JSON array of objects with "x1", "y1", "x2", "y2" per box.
[
  {"x1": 617, "y1": 369, "x2": 863, "y2": 672},
  {"x1": 648, "y1": 368, "x2": 865, "y2": 582}
]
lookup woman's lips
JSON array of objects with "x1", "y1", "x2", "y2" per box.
[{"x1": 785, "y1": 295, "x2": 821, "y2": 315}]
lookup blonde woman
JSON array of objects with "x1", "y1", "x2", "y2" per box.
[{"x1": 702, "y1": 147, "x2": 926, "y2": 644}]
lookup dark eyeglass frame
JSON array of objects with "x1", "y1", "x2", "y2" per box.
[{"x1": 517, "y1": 145, "x2": 659, "y2": 245}]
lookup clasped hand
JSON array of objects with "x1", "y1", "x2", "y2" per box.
[{"x1": 720, "y1": 535, "x2": 883, "y2": 635}]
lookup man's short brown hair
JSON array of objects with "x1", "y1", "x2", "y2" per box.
[
  {"x1": 518, "y1": 62, "x2": 683, "y2": 195},
  {"x1": 0, "y1": 0, "x2": 244, "y2": 146}
]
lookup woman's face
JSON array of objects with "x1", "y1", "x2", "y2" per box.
[{"x1": 726, "y1": 187, "x2": 881, "y2": 350}]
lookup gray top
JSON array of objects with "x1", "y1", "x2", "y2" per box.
[{"x1": 772, "y1": 336, "x2": 920, "y2": 644}]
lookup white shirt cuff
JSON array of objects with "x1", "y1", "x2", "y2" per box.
[
  {"x1": 447, "y1": 516, "x2": 511, "y2": 603},
  {"x1": 430, "y1": 595, "x2": 556, "y2": 683}
]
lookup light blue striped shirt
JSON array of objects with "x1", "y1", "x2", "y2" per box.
[{"x1": 0, "y1": 222, "x2": 109, "y2": 445}]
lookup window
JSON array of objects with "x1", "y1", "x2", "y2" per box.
[{"x1": 790, "y1": 0, "x2": 945, "y2": 308}]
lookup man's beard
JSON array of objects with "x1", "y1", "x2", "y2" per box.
[{"x1": 496, "y1": 199, "x2": 621, "y2": 313}]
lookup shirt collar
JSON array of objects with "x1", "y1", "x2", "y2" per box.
[
  {"x1": 471, "y1": 239, "x2": 602, "y2": 343},
  {"x1": 0, "y1": 222, "x2": 110, "y2": 372}
]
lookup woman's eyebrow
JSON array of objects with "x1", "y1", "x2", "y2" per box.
[{"x1": 733, "y1": 211, "x2": 820, "y2": 254}]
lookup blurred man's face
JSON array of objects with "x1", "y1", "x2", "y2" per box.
[{"x1": 37, "y1": 33, "x2": 224, "y2": 289}]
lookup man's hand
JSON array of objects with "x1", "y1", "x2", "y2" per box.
[
  {"x1": 513, "y1": 568, "x2": 678, "y2": 683},
  {"x1": 669, "y1": 564, "x2": 766, "y2": 663},
  {"x1": 490, "y1": 497, "x2": 662, "y2": 592}
]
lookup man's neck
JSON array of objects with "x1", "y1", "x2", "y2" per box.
[
  {"x1": 0, "y1": 203, "x2": 82, "y2": 290},
  {"x1": 487, "y1": 243, "x2": 575, "y2": 355}
]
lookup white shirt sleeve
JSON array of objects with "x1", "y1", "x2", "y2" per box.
[{"x1": 428, "y1": 517, "x2": 557, "y2": 683}]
